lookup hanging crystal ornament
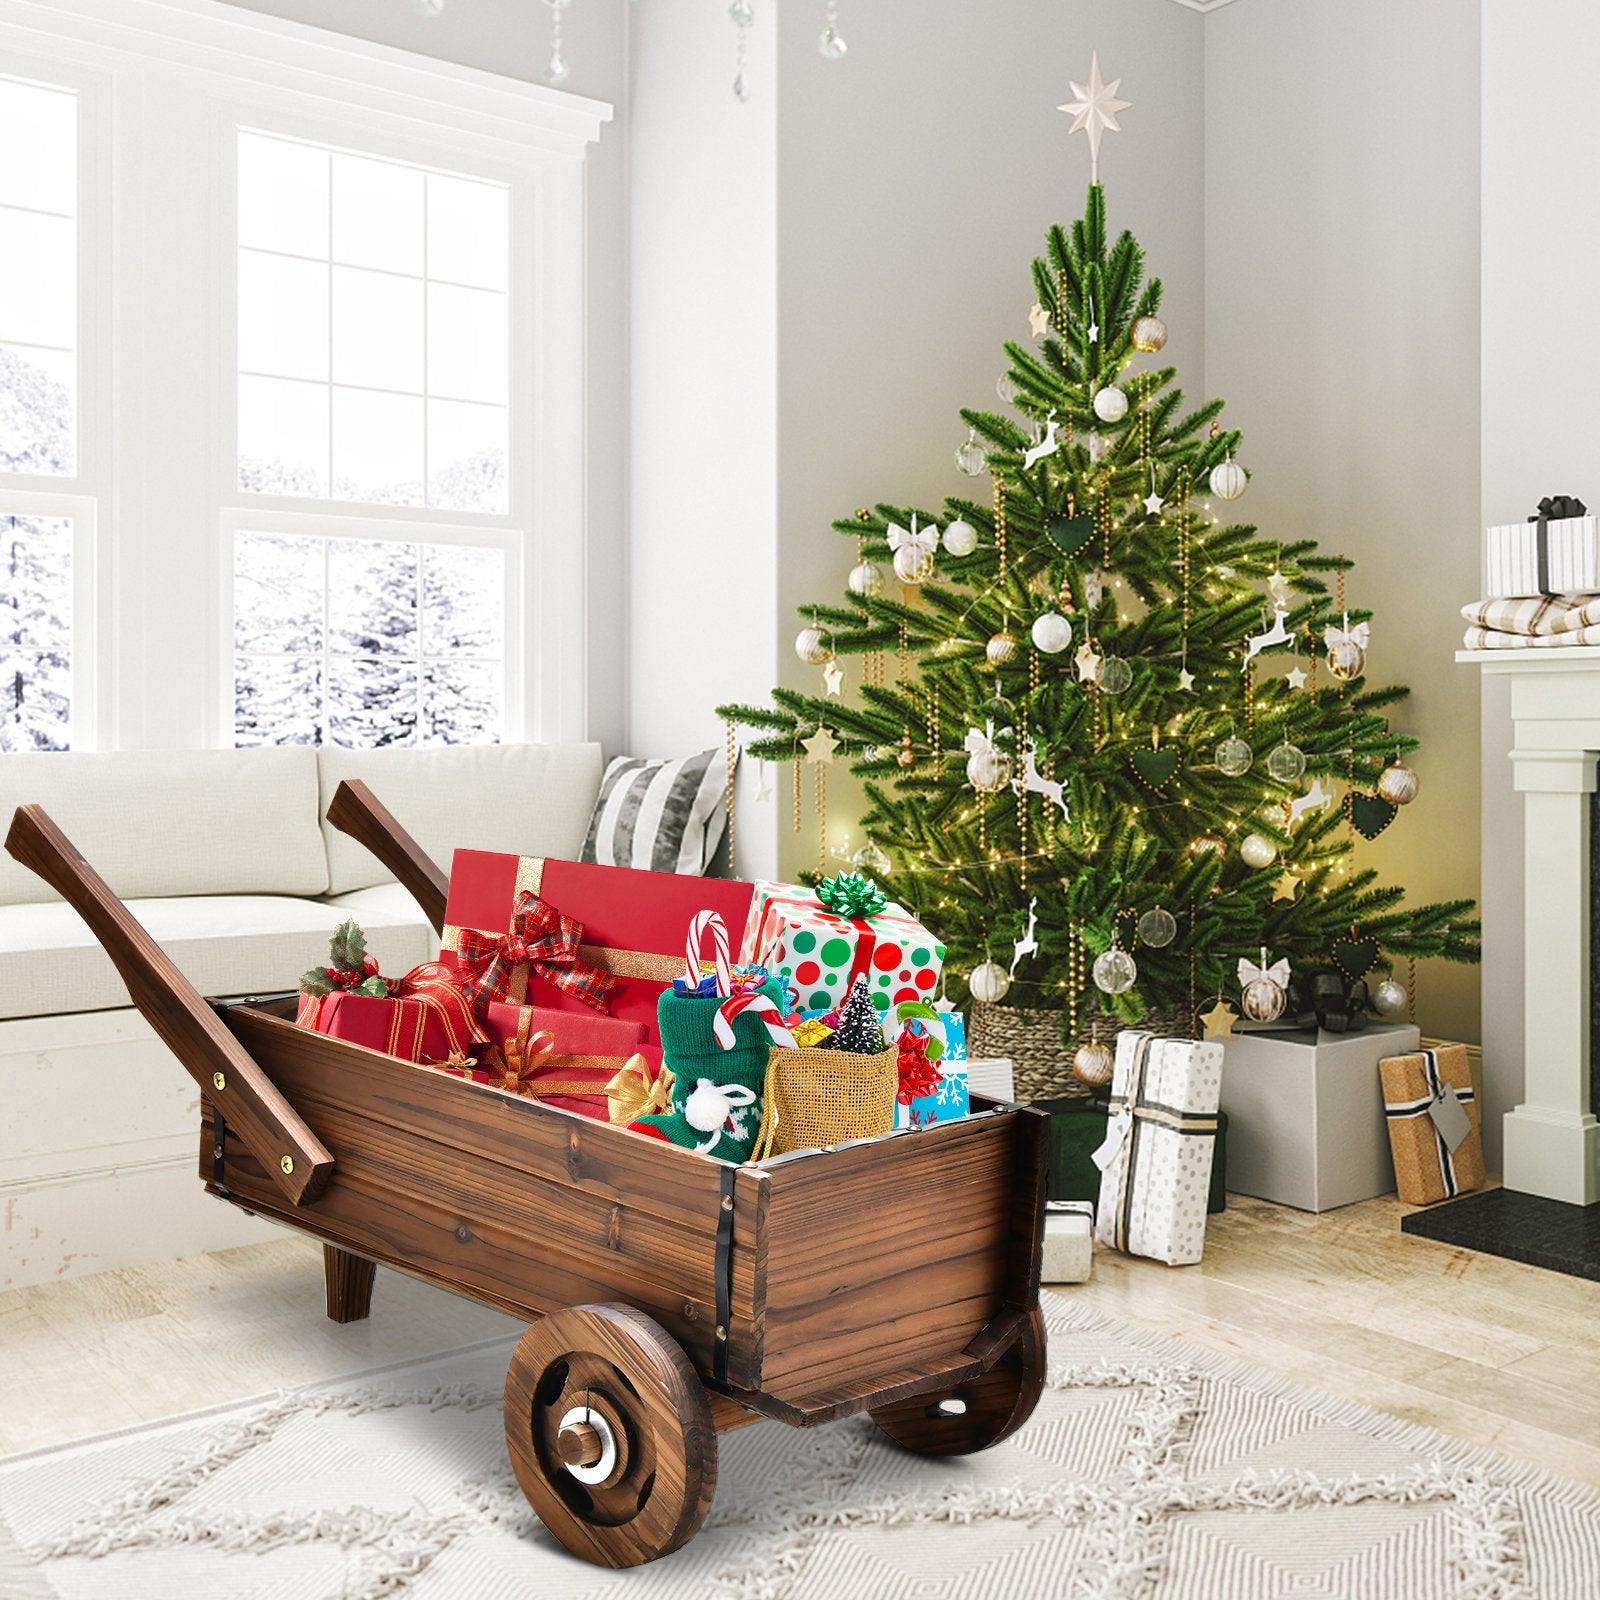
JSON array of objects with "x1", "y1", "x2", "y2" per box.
[
  {"x1": 818, "y1": 0, "x2": 847, "y2": 60},
  {"x1": 955, "y1": 428, "x2": 988, "y2": 476},
  {"x1": 1093, "y1": 944, "x2": 1138, "y2": 995},
  {"x1": 1215, "y1": 733, "x2": 1253, "y2": 777},
  {"x1": 542, "y1": 0, "x2": 571, "y2": 86},
  {"x1": 1266, "y1": 740, "x2": 1308, "y2": 783},
  {"x1": 847, "y1": 559, "x2": 884, "y2": 597},
  {"x1": 730, "y1": 0, "x2": 754, "y2": 101},
  {"x1": 1097, "y1": 655, "x2": 1133, "y2": 695},
  {"x1": 996, "y1": 372, "x2": 1021, "y2": 406},
  {"x1": 1137, "y1": 907, "x2": 1178, "y2": 948},
  {"x1": 852, "y1": 838, "x2": 892, "y2": 876}
]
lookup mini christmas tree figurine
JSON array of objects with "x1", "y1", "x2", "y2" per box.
[
  {"x1": 720, "y1": 58, "x2": 1478, "y2": 1047},
  {"x1": 832, "y1": 975, "x2": 886, "y2": 1055}
]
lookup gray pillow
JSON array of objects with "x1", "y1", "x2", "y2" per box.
[{"x1": 580, "y1": 748, "x2": 729, "y2": 874}]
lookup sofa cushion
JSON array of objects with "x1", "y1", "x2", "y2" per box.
[
  {"x1": 0, "y1": 896, "x2": 433, "y2": 1021},
  {"x1": 0, "y1": 749, "x2": 327, "y2": 906},
  {"x1": 323, "y1": 881, "x2": 432, "y2": 923},
  {"x1": 317, "y1": 743, "x2": 604, "y2": 894}
]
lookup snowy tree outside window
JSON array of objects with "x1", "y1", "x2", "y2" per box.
[{"x1": 1, "y1": 515, "x2": 73, "y2": 751}]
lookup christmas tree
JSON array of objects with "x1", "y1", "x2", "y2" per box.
[{"x1": 719, "y1": 64, "x2": 1477, "y2": 1045}]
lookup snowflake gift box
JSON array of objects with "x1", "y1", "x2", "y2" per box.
[
  {"x1": 1093, "y1": 1029, "x2": 1223, "y2": 1267},
  {"x1": 889, "y1": 1005, "x2": 970, "y2": 1130},
  {"x1": 738, "y1": 876, "x2": 946, "y2": 1019}
]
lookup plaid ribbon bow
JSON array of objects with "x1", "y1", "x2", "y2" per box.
[{"x1": 453, "y1": 889, "x2": 618, "y2": 1018}]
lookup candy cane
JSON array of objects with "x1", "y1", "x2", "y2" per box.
[
  {"x1": 685, "y1": 909, "x2": 733, "y2": 996},
  {"x1": 714, "y1": 992, "x2": 797, "y2": 1050}
]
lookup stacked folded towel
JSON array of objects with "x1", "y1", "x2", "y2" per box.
[{"x1": 1462, "y1": 595, "x2": 1600, "y2": 650}]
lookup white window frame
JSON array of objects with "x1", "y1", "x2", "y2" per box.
[{"x1": 0, "y1": 0, "x2": 609, "y2": 751}]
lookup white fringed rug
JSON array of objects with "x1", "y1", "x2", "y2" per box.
[{"x1": 3, "y1": 1294, "x2": 1599, "y2": 1599}]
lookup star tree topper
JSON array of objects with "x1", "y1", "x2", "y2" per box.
[{"x1": 1059, "y1": 53, "x2": 1131, "y2": 185}]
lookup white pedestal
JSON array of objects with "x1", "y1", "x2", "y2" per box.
[
  {"x1": 1219, "y1": 1022, "x2": 1421, "y2": 1213},
  {"x1": 1460, "y1": 649, "x2": 1600, "y2": 1206}
]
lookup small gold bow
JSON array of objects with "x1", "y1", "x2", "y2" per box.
[{"x1": 605, "y1": 1054, "x2": 674, "y2": 1123}]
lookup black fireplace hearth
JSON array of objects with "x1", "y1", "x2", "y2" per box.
[{"x1": 1402, "y1": 1185, "x2": 1600, "y2": 1282}]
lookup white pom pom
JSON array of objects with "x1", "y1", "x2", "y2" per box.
[{"x1": 684, "y1": 1079, "x2": 729, "y2": 1134}]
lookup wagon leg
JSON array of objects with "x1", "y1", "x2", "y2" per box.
[
  {"x1": 503, "y1": 1303, "x2": 718, "y2": 1568},
  {"x1": 869, "y1": 1304, "x2": 1047, "y2": 1456},
  {"x1": 322, "y1": 1245, "x2": 376, "y2": 1323}
]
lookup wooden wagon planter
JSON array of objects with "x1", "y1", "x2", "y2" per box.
[{"x1": 5, "y1": 785, "x2": 1048, "y2": 1569}]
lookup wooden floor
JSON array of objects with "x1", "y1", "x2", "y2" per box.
[{"x1": 3, "y1": 1191, "x2": 1599, "y2": 1487}]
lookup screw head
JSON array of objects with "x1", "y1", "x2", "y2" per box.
[
  {"x1": 212, "y1": 1071, "x2": 226, "y2": 1091},
  {"x1": 715, "y1": 1324, "x2": 728, "y2": 1341},
  {"x1": 720, "y1": 1194, "x2": 734, "y2": 1211},
  {"x1": 279, "y1": 1155, "x2": 295, "y2": 1175}
]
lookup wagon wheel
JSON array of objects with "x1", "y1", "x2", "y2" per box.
[
  {"x1": 503, "y1": 1303, "x2": 718, "y2": 1567},
  {"x1": 870, "y1": 1304, "x2": 1047, "y2": 1457}
]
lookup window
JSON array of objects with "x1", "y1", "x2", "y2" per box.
[{"x1": 1, "y1": 513, "x2": 73, "y2": 750}]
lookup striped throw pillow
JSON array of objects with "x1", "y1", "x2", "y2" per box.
[{"x1": 580, "y1": 748, "x2": 729, "y2": 874}]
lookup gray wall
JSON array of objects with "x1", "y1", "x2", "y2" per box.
[
  {"x1": 1204, "y1": 0, "x2": 1482, "y2": 1054},
  {"x1": 219, "y1": 0, "x2": 632, "y2": 755}
]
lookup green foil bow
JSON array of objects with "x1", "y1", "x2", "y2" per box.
[{"x1": 816, "y1": 870, "x2": 888, "y2": 921}]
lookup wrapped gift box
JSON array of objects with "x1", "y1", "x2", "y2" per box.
[
  {"x1": 1486, "y1": 506, "x2": 1600, "y2": 598},
  {"x1": 1039, "y1": 1096, "x2": 1228, "y2": 1214},
  {"x1": 444, "y1": 1003, "x2": 659, "y2": 1123},
  {"x1": 296, "y1": 964, "x2": 482, "y2": 1067},
  {"x1": 441, "y1": 850, "x2": 755, "y2": 1048},
  {"x1": 1219, "y1": 1021, "x2": 1419, "y2": 1212},
  {"x1": 1042, "y1": 1200, "x2": 1093, "y2": 1284},
  {"x1": 740, "y1": 879, "x2": 946, "y2": 1017},
  {"x1": 1094, "y1": 1030, "x2": 1224, "y2": 1266},
  {"x1": 891, "y1": 1007, "x2": 970, "y2": 1130},
  {"x1": 1379, "y1": 1043, "x2": 1486, "y2": 1206}
]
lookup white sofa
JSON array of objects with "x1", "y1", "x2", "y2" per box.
[{"x1": 0, "y1": 742, "x2": 604, "y2": 1289}]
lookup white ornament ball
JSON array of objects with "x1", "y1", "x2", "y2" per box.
[
  {"x1": 1093, "y1": 385, "x2": 1129, "y2": 423},
  {"x1": 795, "y1": 626, "x2": 832, "y2": 666},
  {"x1": 1131, "y1": 314, "x2": 1168, "y2": 353},
  {"x1": 847, "y1": 560, "x2": 885, "y2": 597},
  {"x1": 1030, "y1": 612, "x2": 1073, "y2": 654},
  {"x1": 969, "y1": 960, "x2": 1011, "y2": 1004},
  {"x1": 892, "y1": 543, "x2": 936, "y2": 585},
  {"x1": 1240, "y1": 832, "x2": 1278, "y2": 869},
  {"x1": 1210, "y1": 458, "x2": 1248, "y2": 501},
  {"x1": 966, "y1": 746, "x2": 1013, "y2": 795},
  {"x1": 1378, "y1": 761, "x2": 1419, "y2": 806},
  {"x1": 1373, "y1": 978, "x2": 1408, "y2": 1017},
  {"x1": 943, "y1": 519, "x2": 979, "y2": 557},
  {"x1": 1241, "y1": 975, "x2": 1286, "y2": 1023},
  {"x1": 1266, "y1": 741, "x2": 1308, "y2": 784},
  {"x1": 1093, "y1": 947, "x2": 1138, "y2": 996},
  {"x1": 684, "y1": 1079, "x2": 730, "y2": 1134}
]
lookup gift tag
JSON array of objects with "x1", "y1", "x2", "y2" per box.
[
  {"x1": 1428, "y1": 1085, "x2": 1472, "y2": 1153},
  {"x1": 1091, "y1": 1107, "x2": 1132, "y2": 1173}
]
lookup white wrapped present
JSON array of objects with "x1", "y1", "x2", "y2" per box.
[
  {"x1": 1042, "y1": 1200, "x2": 1093, "y2": 1284},
  {"x1": 1485, "y1": 497, "x2": 1600, "y2": 598},
  {"x1": 1093, "y1": 1030, "x2": 1223, "y2": 1266}
]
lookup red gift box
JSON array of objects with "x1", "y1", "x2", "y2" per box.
[
  {"x1": 442, "y1": 1002, "x2": 662, "y2": 1121},
  {"x1": 296, "y1": 973, "x2": 482, "y2": 1068},
  {"x1": 440, "y1": 851, "x2": 756, "y2": 1049}
]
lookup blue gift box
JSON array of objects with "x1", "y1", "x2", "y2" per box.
[{"x1": 890, "y1": 1004, "x2": 969, "y2": 1129}]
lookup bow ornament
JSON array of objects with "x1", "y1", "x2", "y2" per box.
[
  {"x1": 1237, "y1": 952, "x2": 1291, "y2": 990},
  {"x1": 887, "y1": 515, "x2": 939, "y2": 563},
  {"x1": 1322, "y1": 619, "x2": 1370, "y2": 655},
  {"x1": 605, "y1": 1054, "x2": 674, "y2": 1124},
  {"x1": 683, "y1": 1078, "x2": 759, "y2": 1153},
  {"x1": 453, "y1": 889, "x2": 618, "y2": 1017}
]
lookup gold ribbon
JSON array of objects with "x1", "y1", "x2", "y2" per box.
[{"x1": 605, "y1": 1053, "x2": 675, "y2": 1123}]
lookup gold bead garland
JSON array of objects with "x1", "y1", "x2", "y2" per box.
[
  {"x1": 792, "y1": 755, "x2": 802, "y2": 834},
  {"x1": 994, "y1": 477, "x2": 1008, "y2": 572},
  {"x1": 723, "y1": 717, "x2": 738, "y2": 866},
  {"x1": 815, "y1": 761, "x2": 827, "y2": 876}
]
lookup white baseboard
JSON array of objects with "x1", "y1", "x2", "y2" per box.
[{"x1": 1, "y1": 1006, "x2": 276, "y2": 1289}]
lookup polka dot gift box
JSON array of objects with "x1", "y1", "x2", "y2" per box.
[{"x1": 737, "y1": 872, "x2": 947, "y2": 1021}]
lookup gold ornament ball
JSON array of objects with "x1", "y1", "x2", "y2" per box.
[
  {"x1": 1092, "y1": 385, "x2": 1129, "y2": 423},
  {"x1": 846, "y1": 560, "x2": 885, "y2": 597},
  {"x1": 1240, "y1": 832, "x2": 1278, "y2": 870},
  {"x1": 1209, "y1": 458, "x2": 1248, "y2": 501},
  {"x1": 795, "y1": 626, "x2": 832, "y2": 666},
  {"x1": 1378, "y1": 760, "x2": 1419, "y2": 806},
  {"x1": 966, "y1": 747, "x2": 1013, "y2": 794},
  {"x1": 892, "y1": 544, "x2": 936, "y2": 585},
  {"x1": 1072, "y1": 1042, "x2": 1115, "y2": 1088},
  {"x1": 986, "y1": 629, "x2": 1020, "y2": 667},
  {"x1": 1326, "y1": 639, "x2": 1367, "y2": 681},
  {"x1": 1188, "y1": 831, "x2": 1228, "y2": 861},
  {"x1": 969, "y1": 960, "x2": 1011, "y2": 1005},
  {"x1": 1131, "y1": 314, "x2": 1168, "y2": 353},
  {"x1": 1241, "y1": 975, "x2": 1287, "y2": 1023}
]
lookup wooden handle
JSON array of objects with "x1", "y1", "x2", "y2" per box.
[
  {"x1": 325, "y1": 779, "x2": 448, "y2": 936},
  {"x1": 5, "y1": 804, "x2": 333, "y2": 1207}
]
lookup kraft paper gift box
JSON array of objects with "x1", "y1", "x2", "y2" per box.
[
  {"x1": 890, "y1": 1005, "x2": 970, "y2": 1130},
  {"x1": 440, "y1": 850, "x2": 755, "y2": 1049},
  {"x1": 438, "y1": 1002, "x2": 660, "y2": 1123},
  {"x1": 296, "y1": 963, "x2": 484, "y2": 1067},
  {"x1": 1379, "y1": 1044, "x2": 1486, "y2": 1206},
  {"x1": 1485, "y1": 498, "x2": 1600, "y2": 598},
  {"x1": 740, "y1": 880, "x2": 946, "y2": 1018},
  {"x1": 1094, "y1": 1030, "x2": 1224, "y2": 1266}
]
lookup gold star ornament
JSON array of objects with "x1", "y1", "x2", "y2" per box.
[
  {"x1": 1200, "y1": 998, "x2": 1239, "y2": 1041},
  {"x1": 802, "y1": 725, "x2": 838, "y2": 763},
  {"x1": 1059, "y1": 53, "x2": 1131, "y2": 185},
  {"x1": 1272, "y1": 871, "x2": 1300, "y2": 903}
]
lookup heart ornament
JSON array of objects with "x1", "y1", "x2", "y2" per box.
[
  {"x1": 1349, "y1": 792, "x2": 1397, "y2": 840},
  {"x1": 1048, "y1": 514, "x2": 1096, "y2": 557},
  {"x1": 1331, "y1": 937, "x2": 1378, "y2": 983},
  {"x1": 1131, "y1": 748, "x2": 1180, "y2": 789}
]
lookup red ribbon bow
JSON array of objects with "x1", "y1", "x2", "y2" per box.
[{"x1": 453, "y1": 889, "x2": 618, "y2": 1018}]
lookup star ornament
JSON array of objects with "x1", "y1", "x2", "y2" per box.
[
  {"x1": 1028, "y1": 300, "x2": 1051, "y2": 339},
  {"x1": 1177, "y1": 667, "x2": 1196, "y2": 692},
  {"x1": 802, "y1": 725, "x2": 838, "y2": 764},
  {"x1": 1286, "y1": 664, "x2": 1308, "y2": 691},
  {"x1": 1075, "y1": 643, "x2": 1101, "y2": 683},
  {"x1": 1200, "y1": 997, "x2": 1239, "y2": 1041},
  {"x1": 822, "y1": 660, "x2": 844, "y2": 696},
  {"x1": 1143, "y1": 490, "x2": 1165, "y2": 516},
  {"x1": 1272, "y1": 871, "x2": 1300, "y2": 903},
  {"x1": 1059, "y1": 52, "x2": 1132, "y2": 185}
]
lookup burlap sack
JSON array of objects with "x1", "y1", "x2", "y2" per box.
[{"x1": 750, "y1": 1045, "x2": 898, "y2": 1160}]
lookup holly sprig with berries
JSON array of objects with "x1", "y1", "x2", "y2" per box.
[{"x1": 298, "y1": 919, "x2": 389, "y2": 999}]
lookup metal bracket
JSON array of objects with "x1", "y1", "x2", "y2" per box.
[
  {"x1": 712, "y1": 1162, "x2": 736, "y2": 1385},
  {"x1": 213, "y1": 1110, "x2": 229, "y2": 1197}
]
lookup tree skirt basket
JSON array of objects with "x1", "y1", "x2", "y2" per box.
[{"x1": 970, "y1": 1002, "x2": 1195, "y2": 1104}]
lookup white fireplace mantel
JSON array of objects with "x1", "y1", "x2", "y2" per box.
[{"x1": 1460, "y1": 647, "x2": 1600, "y2": 1205}]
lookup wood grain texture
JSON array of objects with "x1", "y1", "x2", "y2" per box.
[
  {"x1": 869, "y1": 1303, "x2": 1047, "y2": 1456},
  {"x1": 324, "y1": 779, "x2": 448, "y2": 934},
  {"x1": 4, "y1": 804, "x2": 331, "y2": 1205},
  {"x1": 322, "y1": 1245, "x2": 376, "y2": 1323},
  {"x1": 502, "y1": 1303, "x2": 718, "y2": 1567}
]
